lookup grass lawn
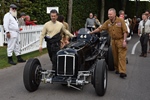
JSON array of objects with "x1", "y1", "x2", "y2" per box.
[{"x1": 0, "y1": 46, "x2": 48, "y2": 69}]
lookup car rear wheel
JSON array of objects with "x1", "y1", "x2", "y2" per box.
[
  {"x1": 94, "y1": 59, "x2": 107, "y2": 96},
  {"x1": 105, "y1": 46, "x2": 115, "y2": 71},
  {"x1": 23, "y1": 58, "x2": 42, "y2": 92}
]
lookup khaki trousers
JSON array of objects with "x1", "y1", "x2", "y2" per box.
[{"x1": 111, "y1": 39, "x2": 127, "y2": 73}]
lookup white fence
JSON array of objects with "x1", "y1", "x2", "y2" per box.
[
  {"x1": 0, "y1": 25, "x2": 46, "y2": 55},
  {"x1": 0, "y1": 25, "x2": 5, "y2": 46}
]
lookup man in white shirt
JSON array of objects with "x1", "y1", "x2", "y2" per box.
[
  {"x1": 145, "y1": 11, "x2": 150, "y2": 53},
  {"x1": 138, "y1": 13, "x2": 150, "y2": 57},
  {"x1": 3, "y1": 4, "x2": 26, "y2": 65}
]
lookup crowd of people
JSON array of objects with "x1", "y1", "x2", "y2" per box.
[
  {"x1": 18, "y1": 12, "x2": 37, "y2": 26},
  {"x1": 85, "y1": 9, "x2": 150, "y2": 78},
  {"x1": 3, "y1": 3, "x2": 150, "y2": 79}
]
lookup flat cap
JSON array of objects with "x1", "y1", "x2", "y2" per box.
[
  {"x1": 10, "y1": 4, "x2": 17, "y2": 8},
  {"x1": 20, "y1": 12, "x2": 26, "y2": 16}
]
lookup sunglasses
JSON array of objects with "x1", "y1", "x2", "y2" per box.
[{"x1": 12, "y1": 8, "x2": 17, "y2": 10}]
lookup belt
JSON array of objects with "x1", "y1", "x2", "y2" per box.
[{"x1": 111, "y1": 38, "x2": 123, "y2": 40}]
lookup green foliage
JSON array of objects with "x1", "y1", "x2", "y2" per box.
[
  {"x1": 72, "y1": 0, "x2": 99, "y2": 31},
  {"x1": 126, "y1": 1, "x2": 150, "y2": 18},
  {"x1": 1, "y1": 0, "x2": 150, "y2": 31}
]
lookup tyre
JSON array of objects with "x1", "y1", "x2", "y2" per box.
[
  {"x1": 91, "y1": 67, "x2": 95, "y2": 87},
  {"x1": 94, "y1": 59, "x2": 107, "y2": 96},
  {"x1": 23, "y1": 58, "x2": 42, "y2": 92},
  {"x1": 105, "y1": 46, "x2": 115, "y2": 71},
  {"x1": 106, "y1": 35, "x2": 111, "y2": 47}
]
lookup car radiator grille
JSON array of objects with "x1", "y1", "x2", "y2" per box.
[{"x1": 57, "y1": 55, "x2": 75, "y2": 76}]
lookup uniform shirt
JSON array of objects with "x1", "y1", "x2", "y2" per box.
[
  {"x1": 98, "y1": 17, "x2": 127, "y2": 40},
  {"x1": 63, "y1": 22, "x2": 69, "y2": 30},
  {"x1": 95, "y1": 18, "x2": 101, "y2": 25},
  {"x1": 61, "y1": 22, "x2": 69, "y2": 37},
  {"x1": 138, "y1": 19, "x2": 150, "y2": 34},
  {"x1": 18, "y1": 18, "x2": 25, "y2": 26},
  {"x1": 39, "y1": 21, "x2": 73, "y2": 47},
  {"x1": 3, "y1": 12, "x2": 19, "y2": 37}
]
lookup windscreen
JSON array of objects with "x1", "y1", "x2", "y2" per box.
[{"x1": 78, "y1": 28, "x2": 90, "y2": 34}]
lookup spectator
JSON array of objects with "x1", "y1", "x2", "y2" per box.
[
  {"x1": 119, "y1": 10, "x2": 131, "y2": 41},
  {"x1": 94, "y1": 14, "x2": 101, "y2": 28},
  {"x1": 138, "y1": 13, "x2": 150, "y2": 57},
  {"x1": 145, "y1": 10, "x2": 150, "y2": 19},
  {"x1": 91, "y1": 8, "x2": 128, "y2": 78},
  {"x1": 18, "y1": 12, "x2": 26, "y2": 26},
  {"x1": 39, "y1": 9, "x2": 74, "y2": 70},
  {"x1": 119, "y1": 10, "x2": 130, "y2": 26},
  {"x1": 57, "y1": 15, "x2": 70, "y2": 48},
  {"x1": 118, "y1": 10, "x2": 125, "y2": 17},
  {"x1": 25, "y1": 15, "x2": 37, "y2": 25},
  {"x1": 3, "y1": 4, "x2": 26, "y2": 65},
  {"x1": 119, "y1": 10, "x2": 130, "y2": 27},
  {"x1": 85, "y1": 13, "x2": 99, "y2": 31},
  {"x1": 132, "y1": 16, "x2": 137, "y2": 33}
]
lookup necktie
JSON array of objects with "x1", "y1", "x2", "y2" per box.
[{"x1": 142, "y1": 20, "x2": 146, "y2": 34}]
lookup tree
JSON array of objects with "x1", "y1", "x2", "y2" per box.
[
  {"x1": 121, "y1": 0, "x2": 128, "y2": 11},
  {"x1": 67, "y1": 0, "x2": 73, "y2": 32},
  {"x1": 100, "y1": 0, "x2": 105, "y2": 23}
]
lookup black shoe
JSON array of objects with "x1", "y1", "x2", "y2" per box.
[
  {"x1": 115, "y1": 71, "x2": 120, "y2": 74},
  {"x1": 17, "y1": 56, "x2": 26, "y2": 63},
  {"x1": 52, "y1": 67, "x2": 55, "y2": 71},
  {"x1": 52, "y1": 65, "x2": 56, "y2": 70},
  {"x1": 120, "y1": 73, "x2": 127, "y2": 78},
  {"x1": 143, "y1": 54, "x2": 147, "y2": 57},
  {"x1": 8, "y1": 57, "x2": 16, "y2": 65},
  {"x1": 139, "y1": 53, "x2": 144, "y2": 57}
]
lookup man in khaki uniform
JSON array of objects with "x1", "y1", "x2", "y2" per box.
[
  {"x1": 91, "y1": 8, "x2": 128, "y2": 78},
  {"x1": 39, "y1": 10, "x2": 73, "y2": 70}
]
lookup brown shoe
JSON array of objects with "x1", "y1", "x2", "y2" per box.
[
  {"x1": 148, "y1": 50, "x2": 150, "y2": 53},
  {"x1": 143, "y1": 54, "x2": 147, "y2": 57},
  {"x1": 139, "y1": 53, "x2": 144, "y2": 57}
]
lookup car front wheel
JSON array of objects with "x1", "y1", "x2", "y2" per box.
[
  {"x1": 23, "y1": 58, "x2": 42, "y2": 92},
  {"x1": 94, "y1": 59, "x2": 107, "y2": 96}
]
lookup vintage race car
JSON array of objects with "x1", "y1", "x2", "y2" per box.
[{"x1": 23, "y1": 28, "x2": 114, "y2": 96}]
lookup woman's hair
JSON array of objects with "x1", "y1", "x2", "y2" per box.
[
  {"x1": 57, "y1": 15, "x2": 64, "y2": 22},
  {"x1": 25, "y1": 15, "x2": 30, "y2": 20}
]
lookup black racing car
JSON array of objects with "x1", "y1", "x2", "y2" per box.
[{"x1": 23, "y1": 28, "x2": 114, "y2": 96}]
